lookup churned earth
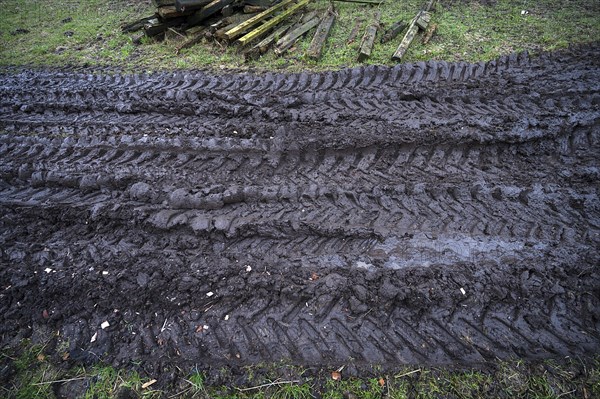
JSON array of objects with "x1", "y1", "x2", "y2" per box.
[{"x1": 0, "y1": 44, "x2": 599, "y2": 394}]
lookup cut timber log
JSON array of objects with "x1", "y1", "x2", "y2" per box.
[
  {"x1": 306, "y1": 6, "x2": 335, "y2": 60},
  {"x1": 358, "y1": 11, "x2": 380, "y2": 62},
  {"x1": 237, "y1": 0, "x2": 313, "y2": 46},
  {"x1": 224, "y1": 0, "x2": 297, "y2": 41},
  {"x1": 275, "y1": 16, "x2": 320, "y2": 55},
  {"x1": 244, "y1": 20, "x2": 294, "y2": 60},
  {"x1": 175, "y1": 0, "x2": 212, "y2": 13},
  {"x1": 392, "y1": 0, "x2": 436, "y2": 61},
  {"x1": 347, "y1": 17, "x2": 363, "y2": 44},
  {"x1": 421, "y1": 22, "x2": 437, "y2": 44},
  {"x1": 381, "y1": 20, "x2": 406, "y2": 43},
  {"x1": 186, "y1": 0, "x2": 235, "y2": 27}
]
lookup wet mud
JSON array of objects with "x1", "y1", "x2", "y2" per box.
[{"x1": 0, "y1": 45, "x2": 599, "y2": 378}]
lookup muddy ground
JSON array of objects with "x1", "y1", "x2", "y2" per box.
[{"x1": 0, "y1": 44, "x2": 599, "y2": 391}]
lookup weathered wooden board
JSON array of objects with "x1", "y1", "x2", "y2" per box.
[
  {"x1": 347, "y1": 17, "x2": 363, "y2": 44},
  {"x1": 422, "y1": 22, "x2": 437, "y2": 44},
  {"x1": 175, "y1": 0, "x2": 212, "y2": 13},
  {"x1": 391, "y1": 0, "x2": 436, "y2": 61},
  {"x1": 244, "y1": 21, "x2": 295, "y2": 60},
  {"x1": 358, "y1": 11, "x2": 380, "y2": 62},
  {"x1": 381, "y1": 20, "x2": 407, "y2": 43},
  {"x1": 225, "y1": 0, "x2": 297, "y2": 40},
  {"x1": 275, "y1": 16, "x2": 320, "y2": 55},
  {"x1": 186, "y1": 0, "x2": 235, "y2": 27},
  {"x1": 306, "y1": 6, "x2": 336, "y2": 60},
  {"x1": 237, "y1": 0, "x2": 313, "y2": 46}
]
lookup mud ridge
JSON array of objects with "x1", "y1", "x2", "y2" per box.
[{"x1": 0, "y1": 47, "x2": 599, "y2": 374}]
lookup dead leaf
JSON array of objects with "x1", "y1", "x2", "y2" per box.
[
  {"x1": 310, "y1": 272, "x2": 319, "y2": 281},
  {"x1": 331, "y1": 371, "x2": 341, "y2": 381},
  {"x1": 62, "y1": 352, "x2": 70, "y2": 361},
  {"x1": 42, "y1": 309, "x2": 49, "y2": 319},
  {"x1": 379, "y1": 377, "x2": 385, "y2": 387},
  {"x1": 141, "y1": 379, "x2": 157, "y2": 389},
  {"x1": 37, "y1": 353, "x2": 45, "y2": 362},
  {"x1": 195, "y1": 325, "x2": 204, "y2": 333}
]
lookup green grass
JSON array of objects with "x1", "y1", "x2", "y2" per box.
[
  {"x1": 2, "y1": 338, "x2": 600, "y2": 399},
  {"x1": 0, "y1": 0, "x2": 598, "y2": 71}
]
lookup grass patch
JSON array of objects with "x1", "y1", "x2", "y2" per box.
[
  {"x1": 0, "y1": 0, "x2": 598, "y2": 71},
  {"x1": 2, "y1": 339, "x2": 600, "y2": 399}
]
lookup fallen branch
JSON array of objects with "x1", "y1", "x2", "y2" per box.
[
  {"x1": 33, "y1": 376, "x2": 88, "y2": 386},
  {"x1": 237, "y1": 380, "x2": 301, "y2": 392}
]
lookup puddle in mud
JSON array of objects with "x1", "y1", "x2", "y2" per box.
[{"x1": 367, "y1": 233, "x2": 547, "y2": 269}]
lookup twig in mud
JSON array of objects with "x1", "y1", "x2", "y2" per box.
[
  {"x1": 33, "y1": 376, "x2": 88, "y2": 385},
  {"x1": 237, "y1": 380, "x2": 300, "y2": 392}
]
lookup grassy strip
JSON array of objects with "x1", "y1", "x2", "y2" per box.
[
  {"x1": 2, "y1": 341, "x2": 599, "y2": 398},
  {"x1": 0, "y1": 0, "x2": 598, "y2": 71}
]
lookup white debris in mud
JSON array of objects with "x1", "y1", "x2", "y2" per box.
[
  {"x1": 356, "y1": 261, "x2": 374, "y2": 270},
  {"x1": 101, "y1": 321, "x2": 110, "y2": 329},
  {"x1": 206, "y1": 291, "x2": 214, "y2": 297},
  {"x1": 102, "y1": 271, "x2": 109, "y2": 275},
  {"x1": 44, "y1": 268, "x2": 52, "y2": 273},
  {"x1": 203, "y1": 325, "x2": 209, "y2": 330},
  {"x1": 460, "y1": 288, "x2": 466, "y2": 296},
  {"x1": 224, "y1": 315, "x2": 229, "y2": 321},
  {"x1": 245, "y1": 265, "x2": 252, "y2": 272},
  {"x1": 90, "y1": 332, "x2": 97, "y2": 343}
]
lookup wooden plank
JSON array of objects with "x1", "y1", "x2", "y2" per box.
[
  {"x1": 224, "y1": 0, "x2": 297, "y2": 41},
  {"x1": 237, "y1": 0, "x2": 313, "y2": 46},
  {"x1": 357, "y1": 11, "x2": 380, "y2": 62},
  {"x1": 144, "y1": 16, "x2": 187, "y2": 37},
  {"x1": 243, "y1": 5, "x2": 267, "y2": 13},
  {"x1": 391, "y1": 0, "x2": 436, "y2": 62},
  {"x1": 380, "y1": 20, "x2": 406, "y2": 43},
  {"x1": 244, "y1": 20, "x2": 294, "y2": 60},
  {"x1": 175, "y1": 0, "x2": 212, "y2": 13},
  {"x1": 176, "y1": 26, "x2": 207, "y2": 53},
  {"x1": 274, "y1": 16, "x2": 320, "y2": 55},
  {"x1": 306, "y1": 6, "x2": 336, "y2": 60},
  {"x1": 186, "y1": 0, "x2": 235, "y2": 27},
  {"x1": 214, "y1": 13, "x2": 257, "y2": 40},
  {"x1": 122, "y1": 16, "x2": 156, "y2": 33},
  {"x1": 158, "y1": 6, "x2": 194, "y2": 19},
  {"x1": 421, "y1": 22, "x2": 437, "y2": 44},
  {"x1": 346, "y1": 17, "x2": 363, "y2": 44}
]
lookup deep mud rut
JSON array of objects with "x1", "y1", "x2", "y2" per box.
[{"x1": 0, "y1": 45, "x2": 599, "y2": 379}]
